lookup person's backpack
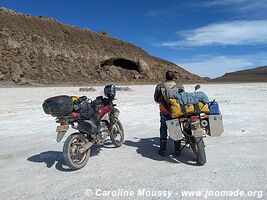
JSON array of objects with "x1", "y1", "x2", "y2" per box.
[{"x1": 161, "y1": 82, "x2": 183, "y2": 103}]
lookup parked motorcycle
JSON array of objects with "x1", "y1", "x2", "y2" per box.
[
  {"x1": 43, "y1": 85, "x2": 124, "y2": 170},
  {"x1": 167, "y1": 85, "x2": 223, "y2": 165}
]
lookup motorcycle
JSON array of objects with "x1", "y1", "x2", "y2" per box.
[
  {"x1": 43, "y1": 94, "x2": 124, "y2": 170},
  {"x1": 167, "y1": 85, "x2": 223, "y2": 165}
]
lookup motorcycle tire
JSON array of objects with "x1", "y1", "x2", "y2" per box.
[
  {"x1": 110, "y1": 118, "x2": 124, "y2": 147},
  {"x1": 63, "y1": 133, "x2": 90, "y2": 170},
  {"x1": 195, "y1": 137, "x2": 206, "y2": 165}
]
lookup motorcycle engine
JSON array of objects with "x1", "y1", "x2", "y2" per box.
[{"x1": 99, "y1": 121, "x2": 109, "y2": 140}]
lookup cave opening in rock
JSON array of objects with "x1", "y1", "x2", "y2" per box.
[{"x1": 100, "y1": 58, "x2": 140, "y2": 72}]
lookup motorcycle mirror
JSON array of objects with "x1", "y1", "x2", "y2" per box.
[{"x1": 194, "y1": 84, "x2": 201, "y2": 91}]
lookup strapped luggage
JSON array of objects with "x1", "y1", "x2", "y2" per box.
[
  {"x1": 169, "y1": 99, "x2": 209, "y2": 118},
  {"x1": 42, "y1": 95, "x2": 73, "y2": 116},
  {"x1": 168, "y1": 91, "x2": 210, "y2": 118}
]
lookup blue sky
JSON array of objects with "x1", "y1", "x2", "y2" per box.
[{"x1": 1, "y1": 0, "x2": 267, "y2": 78}]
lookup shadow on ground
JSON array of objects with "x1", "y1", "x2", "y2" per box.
[
  {"x1": 27, "y1": 142, "x2": 113, "y2": 171},
  {"x1": 28, "y1": 138, "x2": 200, "y2": 170},
  {"x1": 124, "y1": 137, "x2": 200, "y2": 166},
  {"x1": 27, "y1": 151, "x2": 70, "y2": 171}
]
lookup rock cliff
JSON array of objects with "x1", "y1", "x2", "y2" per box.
[{"x1": 0, "y1": 8, "x2": 203, "y2": 85}]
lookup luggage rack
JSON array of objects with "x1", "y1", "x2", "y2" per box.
[{"x1": 172, "y1": 112, "x2": 209, "y2": 121}]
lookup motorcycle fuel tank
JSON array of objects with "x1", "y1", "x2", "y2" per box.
[{"x1": 99, "y1": 105, "x2": 112, "y2": 119}]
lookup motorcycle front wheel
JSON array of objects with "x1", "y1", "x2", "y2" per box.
[
  {"x1": 110, "y1": 118, "x2": 124, "y2": 147},
  {"x1": 194, "y1": 137, "x2": 206, "y2": 165},
  {"x1": 63, "y1": 133, "x2": 90, "y2": 170}
]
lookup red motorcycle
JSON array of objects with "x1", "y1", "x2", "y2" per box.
[{"x1": 43, "y1": 85, "x2": 124, "y2": 170}]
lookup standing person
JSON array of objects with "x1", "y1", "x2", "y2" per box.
[{"x1": 154, "y1": 71, "x2": 184, "y2": 156}]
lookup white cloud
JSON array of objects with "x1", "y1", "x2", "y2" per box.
[
  {"x1": 144, "y1": 11, "x2": 158, "y2": 17},
  {"x1": 202, "y1": 0, "x2": 267, "y2": 11},
  {"x1": 177, "y1": 20, "x2": 267, "y2": 45},
  {"x1": 198, "y1": 0, "x2": 267, "y2": 17},
  {"x1": 158, "y1": 20, "x2": 267, "y2": 47},
  {"x1": 144, "y1": 6, "x2": 182, "y2": 18},
  {"x1": 202, "y1": 0, "x2": 254, "y2": 7},
  {"x1": 177, "y1": 53, "x2": 267, "y2": 78},
  {"x1": 145, "y1": 0, "x2": 267, "y2": 19}
]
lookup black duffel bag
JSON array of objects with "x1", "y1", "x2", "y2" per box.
[{"x1": 42, "y1": 95, "x2": 73, "y2": 116}]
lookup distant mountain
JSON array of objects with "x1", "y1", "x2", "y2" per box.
[
  {"x1": 0, "y1": 7, "x2": 203, "y2": 86},
  {"x1": 213, "y1": 66, "x2": 267, "y2": 82}
]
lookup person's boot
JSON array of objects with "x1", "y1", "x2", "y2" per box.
[
  {"x1": 158, "y1": 139, "x2": 167, "y2": 156},
  {"x1": 174, "y1": 140, "x2": 181, "y2": 156}
]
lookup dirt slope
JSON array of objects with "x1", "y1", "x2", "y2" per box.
[
  {"x1": 213, "y1": 66, "x2": 267, "y2": 82},
  {"x1": 0, "y1": 7, "x2": 203, "y2": 85}
]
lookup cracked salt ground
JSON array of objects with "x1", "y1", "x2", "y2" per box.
[{"x1": 0, "y1": 83, "x2": 266, "y2": 199}]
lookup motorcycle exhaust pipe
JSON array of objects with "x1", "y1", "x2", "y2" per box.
[{"x1": 201, "y1": 120, "x2": 208, "y2": 127}]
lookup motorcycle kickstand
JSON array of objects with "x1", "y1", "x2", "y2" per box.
[
  {"x1": 180, "y1": 144, "x2": 187, "y2": 153},
  {"x1": 179, "y1": 139, "x2": 188, "y2": 153}
]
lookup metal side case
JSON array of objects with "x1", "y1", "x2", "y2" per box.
[
  {"x1": 166, "y1": 119, "x2": 183, "y2": 141},
  {"x1": 208, "y1": 114, "x2": 224, "y2": 137}
]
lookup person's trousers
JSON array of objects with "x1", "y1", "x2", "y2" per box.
[{"x1": 160, "y1": 113, "x2": 172, "y2": 140}]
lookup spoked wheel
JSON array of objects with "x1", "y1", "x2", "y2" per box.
[
  {"x1": 186, "y1": 130, "x2": 206, "y2": 166},
  {"x1": 110, "y1": 118, "x2": 124, "y2": 147},
  {"x1": 194, "y1": 137, "x2": 206, "y2": 165},
  {"x1": 63, "y1": 133, "x2": 91, "y2": 170}
]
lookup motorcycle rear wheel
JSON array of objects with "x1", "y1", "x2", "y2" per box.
[
  {"x1": 63, "y1": 133, "x2": 90, "y2": 170},
  {"x1": 110, "y1": 118, "x2": 124, "y2": 147},
  {"x1": 194, "y1": 137, "x2": 206, "y2": 165}
]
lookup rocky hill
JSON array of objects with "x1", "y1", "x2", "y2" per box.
[
  {"x1": 0, "y1": 8, "x2": 203, "y2": 86},
  {"x1": 213, "y1": 66, "x2": 267, "y2": 82}
]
